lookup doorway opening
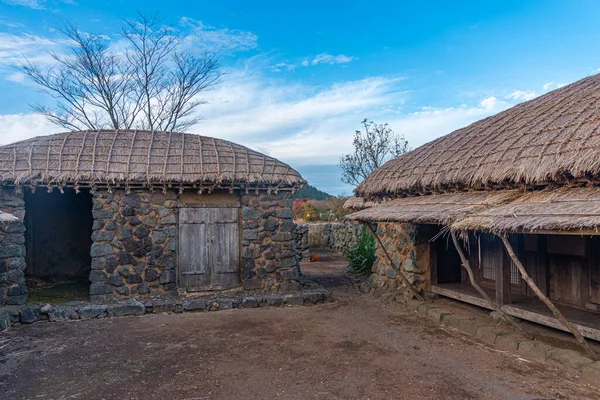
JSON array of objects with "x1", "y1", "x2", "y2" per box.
[{"x1": 24, "y1": 188, "x2": 93, "y2": 302}]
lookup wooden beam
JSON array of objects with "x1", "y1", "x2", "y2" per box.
[
  {"x1": 450, "y1": 231, "x2": 533, "y2": 339},
  {"x1": 499, "y1": 235, "x2": 598, "y2": 361},
  {"x1": 431, "y1": 285, "x2": 600, "y2": 341},
  {"x1": 497, "y1": 244, "x2": 512, "y2": 306}
]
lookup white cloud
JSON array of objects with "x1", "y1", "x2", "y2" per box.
[
  {"x1": 0, "y1": 32, "x2": 66, "y2": 68},
  {"x1": 506, "y1": 90, "x2": 537, "y2": 101},
  {"x1": 180, "y1": 17, "x2": 258, "y2": 53},
  {"x1": 2, "y1": 0, "x2": 45, "y2": 9},
  {"x1": 0, "y1": 65, "x2": 518, "y2": 173},
  {"x1": 543, "y1": 81, "x2": 554, "y2": 90},
  {"x1": 0, "y1": 113, "x2": 55, "y2": 145},
  {"x1": 306, "y1": 53, "x2": 354, "y2": 66}
]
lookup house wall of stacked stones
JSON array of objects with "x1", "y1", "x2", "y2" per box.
[
  {"x1": 0, "y1": 188, "x2": 301, "y2": 303},
  {"x1": 0, "y1": 191, "x2": 26, "y2": 306},
  {"x1": 368, "y1": 222, "x2": 431, "y2": 298}
]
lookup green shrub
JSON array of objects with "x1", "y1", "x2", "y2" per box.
[{"x1": 346, "y1": 226, "x2": 376, "y2": 274}]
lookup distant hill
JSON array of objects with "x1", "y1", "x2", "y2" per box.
[{"x1": 292, "y1": 184, "x2": 332, "y2": 200}]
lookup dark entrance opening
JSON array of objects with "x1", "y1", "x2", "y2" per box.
[
  {"x1": 24, "y1": 188, "x2": 93, "y2": 302},
  {"x1": 435, "y1": 233, "x2": 462, "y2": 284}
]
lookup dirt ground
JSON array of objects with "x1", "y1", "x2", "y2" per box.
[{"x1": 1, "y1": 258, "x2": 599, "y2": 400}]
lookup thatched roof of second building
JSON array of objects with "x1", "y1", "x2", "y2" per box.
[
  {"x1": 0, "y1": 130, "x2": 305, "y2": 189},
  {"x1": 357, "y1": 73, "x2": 600, "y2": 198}
]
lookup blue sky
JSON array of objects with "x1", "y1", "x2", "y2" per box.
[{"x1": 2, "y1": 1, "x2": 600, "y2": 194}]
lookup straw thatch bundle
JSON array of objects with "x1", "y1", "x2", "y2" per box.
[
  {"x1": 0, "y1": 130, "x2": 305, "y2": 190},
  {"x1": 347, "y1": 190, "x2": 520, "y2": 224},
  {"x1": 343, "y1": 196, "x2": 379, "y2": 211},
  {"x1": 357, "y1": 73, "x2": 600, "y2": 198},
  {"x1": 452, "y1": 187, "x2": 600, "y2": 233}
]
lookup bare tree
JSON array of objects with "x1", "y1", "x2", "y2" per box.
[
  {"x1": 19, "y1": 13, "x2": 222, "y2": 131},
  {"x1": 339, "y1": 118, "x2": 409, "y2": 186}
]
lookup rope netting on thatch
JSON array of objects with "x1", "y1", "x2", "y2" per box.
[
  {"x1": 357, "y1": 73, "x2": 600, "y2": 198},
  {"x1": 0, "y1": 130, "x2": 305, "y2": 190}
]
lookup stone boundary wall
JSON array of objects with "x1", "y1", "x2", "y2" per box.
[
  {"x1": 367, "y1": 222, "x2": 430, "y2": 298},
  {"x1": 0, "y1": 288, "x2": 331, "y2": 330},
  {"x1": 0, "y1": 192, "x2": 26, "y2": 306},
  {"x1": 294, "y1": 222, "x2": 361, "y2": 260}
]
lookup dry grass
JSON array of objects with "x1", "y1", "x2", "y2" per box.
[
  {"x1": 0, "y1": 130, "x2": 305, "y2": 189},
  {"x1": 356, "y1": 74, "x2": 600, "y2": 198}
]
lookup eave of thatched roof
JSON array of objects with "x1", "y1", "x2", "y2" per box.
[
  {"x1": 343, "y1": 196, "x2": 379, "y2": 211},
  {"x1": 0, "y1": 130, "x2": 305, "y2": 189},
  {"x1": 356, "y1": 73, "x2": 600, "y2": 198},
  {"x1": 347, "y1": 190, "x2": 521, "y2": 225},
  {"x1": 452, "y1": 187, "x2": 600, "y2": 233}
]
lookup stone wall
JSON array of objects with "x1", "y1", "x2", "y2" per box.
[
  {"x1": 0, "y1": 187, "x2": 301, "y2": 304},
  {"x1": 294, "y1": 222, "x2": 361, "y2": 260},
  {"x1": 240, "y1": 192, "x2": 300, "y2": 292},
  {"x1": 368, "y1": 222, "x2": 431, "y2": 298},
  {"x1": 89, "y1": 190, "x2": 179, "y2": 302},
  {"x1": 0, "y1": 191, "x2": 27, "y2": 305}
]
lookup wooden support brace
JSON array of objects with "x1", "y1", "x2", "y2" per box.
[
  {"x1": 362, "y1": 222, "x2": 425, "y2": 301},
  {"x1": 499, "y1": 234, "x2": 598, "y2": 361},
  {"x1": 450, "y1": 231, "x2": 533, "y2": 339}
]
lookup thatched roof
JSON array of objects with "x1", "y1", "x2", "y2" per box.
[
  {"x1": 0, "y1": 130, "x2": 305, "y2": 190},
  {"x1": 343, "y1": 196, "x2": 379, "y2": 211},
  {"x1": 453, "y1": 187, "x2": 600, "y2": 233},
  {"x1": 347, "y1": 191, "x2": 520, "y2": 225},
  {"x1": 357, "y1": 73, "x2": 600, "y2": 198},
  {"x1": 0, "y1": 211, "x2": 18, "y2": 224}
]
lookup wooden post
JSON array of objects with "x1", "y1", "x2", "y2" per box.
[
  {"x1": 496, "y1": 243, "x2": 512, "y2": 306},
  {"x1": 451, "y1": 231, "x2": 533, "y2": 339},
  {"x1": 499, "y1": 234, "x2": 598, "y2": 361},
  {"x1": 362, "y1": 222, "x2": 425, "y2": 301}
]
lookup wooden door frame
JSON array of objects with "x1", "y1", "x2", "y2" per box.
[{"x1": 176, "y1": 193, "x2": 242, "y2": 292}]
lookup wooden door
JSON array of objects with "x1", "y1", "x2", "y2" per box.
[{"x1": 178, "y1": 207, "x2": 240, "y2": 291}]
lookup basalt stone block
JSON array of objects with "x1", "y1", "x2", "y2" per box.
[
  {"x1": 263, "y1": 218, "x2": 279, "y2": 231},
  {"x1": 90, "y1": 282, "x2": 113, "y2": 295},
  {"x1": 276, "y1": 209, "x2": 293, "y2": 219},
  {"x1": 183, "y1": 298, "x2": 208, "y2": 311},
  {"x1": 151, "y1": 299, "x2": 174, "y2": 313},
  {"x1": 123, "y1": 193, "x2": 141, "y2": 208},
  {"x1": 137, "y1": 282, "x2": 150, "y2": 294},
  {"x1": 89, "y1": 270, "x2": 107, "y2": 283},
  {"x1": 106, "y1": 273, "x2": 124, "y2": 287},
  {"x1": 48, "y1": 307, "x2": 73, "y2": 322},
  {"x1": 121, "y1": 206, "x2": 136, "y2": 217},
  {"x1": 92, "y1": 209, "x2": 114, "y2": 220},
  {"x1": 284, "y1": 294, "x2": 304, "y2": 306},
  {"x1": 0, "y1": 245, "x2": 22, "y2": 258},
  {"x1": 159, "y1": 269, "x2": 175, "y2": 284},
  {"x1": 134, "y1": 226, "x2": 150, "y2": 239},
  {"x1": 118, "y1": 251, "x2": 136, "y2": 266},
  {"x1": 160, "y1": 215, "x2": 176, "y2": 225},
  {"x1": 242, "y1": 221, "x2": 259, "y2": 229},
  {"x1": 111, "y1": 300, "x2": 145, "y2": 317},
  {"x1": 242, "y1": 278, "x2": 263, "y2": 291},
  {"x1": 78, "y1": 304, "x2": 108, "y2": 320},
  {"x1": 126, "y1": 274, "x2": 142, "y2": 284},
  {"x1": 90, "y1": 243, "x2": 114, "y2": 257},
  {"x1": 279, "y1": 257, "x2": 297, "y2": 269},
  {"x1": 105, "y1": 220, "x2": 116, "y2": 230},
  {"x1": 151, "y1": 230, "x2": 166, "y2": 244},
  {"x1": 242, "y1": 207, "x2": 262, "y2": 220},
  {"x1": 91, "y1": 230, "x2": 115, "y2": 242},
  {"x1": 92, "y1": 221, "x2": 104, "y2": 231},
  {"x1": 144, "y1": 267, "x2": 160, "y2": 282},
  {"x1": 19, "y1": 307, "x2": 40, "y2": 324},
  {"x1": 264, "y1": 295, "x2": 284, "y2": 306},
  {"x1": 242, "y1": 296, "x2": 260, "y2": 308}
]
